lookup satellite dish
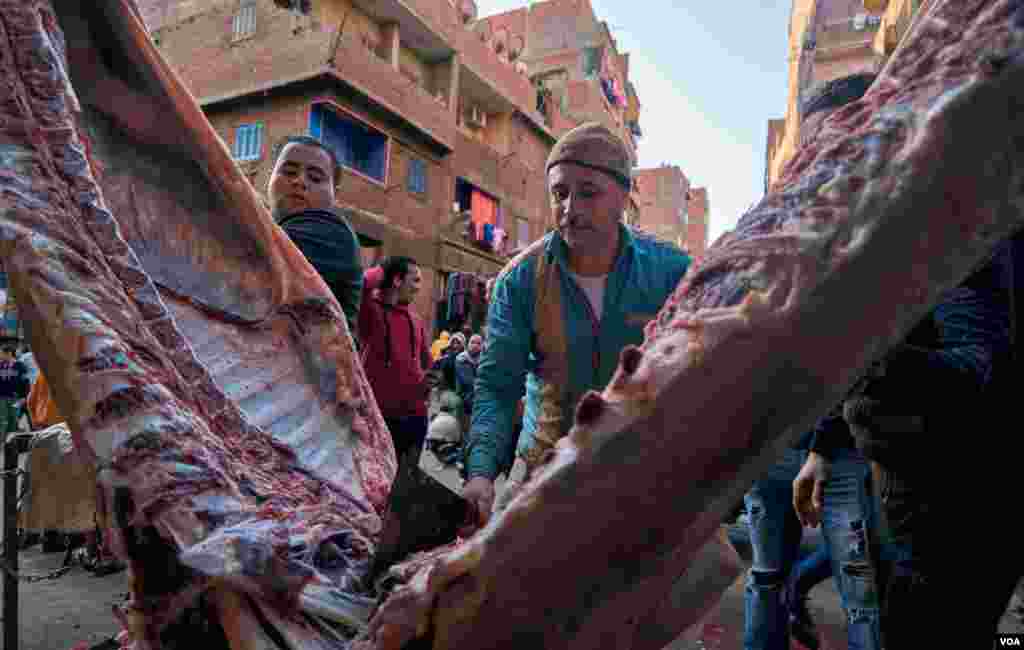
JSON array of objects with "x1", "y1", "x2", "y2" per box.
[
  {"x1": 508, "y1": 34, "x2": 525, "y2": 60},
  {"x1": 458, "y1": 0, "x2": 478, "y2": 24},
  {"x1": 475, "y1": 19, "x2": 492, "y2": 44},
  {"x1": 493, "y1": 27, "x2": 509, "y2": 56}
]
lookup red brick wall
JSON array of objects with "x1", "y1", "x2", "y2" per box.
[
  {"x1": 457, "y1": 27, "x2": 535, "y2": 118},
  {"x1": 478, "y1": 8, "x2": 528, "y2": 58},
  {"x1": 136, "y1": 0, "x2": 226, "y2": 32},
  {"x1": 155, "y1": 0, "x2": 332, "y2": 101},
  {"x1": 452, "y1": 130, "x2": 501, "y2": 196},
  {"x1": 633, "y1": 166, "x2": 689, "y2": 246},
  {"x1": 151, "y1": 0, "x2": 580, "y2": 326},
  {"x1": 511, "y1": 117, "x2": 548, "y2": 173},
  {"x1": 814, "y1": 0, "x2": 870, "y2": 26},
  {"x1": 531, "y1": 51, "x2": 582, "y2": 81},
  {"x1": 811, "y1": 53, "x2": 880, "y2": 87},
  {"x1": 206, "y1": 88, "x2": 447, "y2": 240},
  {"x1": 686, "y1": 187, "x2": 710, "y2": 260},
  {"x1": 524, "y1": 0, "x2": 600, "y2": 62},
  {"x1": 155, "y1": 1, "x2": 456, "y2": 150}
]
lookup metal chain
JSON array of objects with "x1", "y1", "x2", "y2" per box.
[{"x1": 0, "y1": 557, "x2": 74, "y2": 583}]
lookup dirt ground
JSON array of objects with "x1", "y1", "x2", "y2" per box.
[
  {"x1": 0, "y1": 546, "x2": 126, "y2": 650},
  {"x1": 420, "y1": 448, "x2": 852, "y2": 650},
  {"x1": 0, "y1": 446, "x2": 854, "y2": 650}
]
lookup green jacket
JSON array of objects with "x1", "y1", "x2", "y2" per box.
[{"x1": 466, "y1": 224, "x2": 691, "y2": 480}]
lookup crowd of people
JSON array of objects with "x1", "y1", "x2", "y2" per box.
[
  {"x1": 251, "y1": 107, "x2": 1024, "y2": 647},
  {"x1": 7, "y1": 69, "x2": 1024, "y2": 647}
]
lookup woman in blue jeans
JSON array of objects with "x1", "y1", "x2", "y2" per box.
[{"x1": 743, "y1": 444, "x2": 881, "y2": 650}]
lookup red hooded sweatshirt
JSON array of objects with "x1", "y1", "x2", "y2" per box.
[{"x1": 358, "y1": 266, "x2": 431, "y2": 418}]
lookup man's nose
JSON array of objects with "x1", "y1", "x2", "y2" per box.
[{"x1": 562, "y1": 193, "x2": 583, "y2": 221}]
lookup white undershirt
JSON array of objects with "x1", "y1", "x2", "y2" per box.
[{"x1": 571, "y1": 272, "x2": 609, "y2": 322}]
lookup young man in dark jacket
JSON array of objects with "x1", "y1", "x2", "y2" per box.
[
  {"x1": 0, "y1": 343, "x2": 28, "y2": 433},
  {"x1": 743, "y1": 74, "x2": 882, "y2": 650},
  {"x1": 799, "y1": 244, "x2": 1015, "y2": 648},
  {"x1": 269, "y1": 135, "x2": 363, "y2": 341}
]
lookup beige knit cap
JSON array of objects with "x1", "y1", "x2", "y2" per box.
[{"x1": 545, "y1": 122, "x2": 631, "y2": 189}]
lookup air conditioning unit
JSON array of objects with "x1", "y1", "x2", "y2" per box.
[
  {"x1": 466, "y1": 106, "x2": 487, "y2": 128},
  {"x1": 852, "y1": 13, "x2": 867, "y2": 30}
]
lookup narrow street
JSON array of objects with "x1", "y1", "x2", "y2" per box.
[
  {"x1": 1, "y1": 446, "x2": 850, "y2": 650},
  {"x1": 0, "y1": 443, "x2": 125, "y2": 650},
  {"x1": 0, "y1": 547, "x2": 124, "y2": 650},
  {"x1": 421, "y1": 450, "x2": 854, "y2": 650}
]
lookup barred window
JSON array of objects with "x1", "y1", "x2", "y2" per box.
[
  {"x1": 233, "y1": 123, "x2": 263, "y2": 161},
  {"x1": 233, "y1": 2, "x2": 256, "y2": 40},
  {"x1": 407, "y1": 157, "x2": 427, "y2": 195}
]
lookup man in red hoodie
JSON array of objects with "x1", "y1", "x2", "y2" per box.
[{"x1": 359, "y1": 256, "x2": 432, "y2": 461}]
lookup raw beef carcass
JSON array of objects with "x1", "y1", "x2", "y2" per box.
[
  {"x1": 0, "y1": 1, "x2": 394, "y2": 646},
  {"x1": 1, "y1": 1, "x2": 1023, "y2": 650},
  {"x1": 357, "y1": 1, "x2": 1024, "y2": 648}
]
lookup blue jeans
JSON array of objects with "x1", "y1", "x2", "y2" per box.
[
  {"x1": 743, "y1": 448, "x2": 881, "y2": 650},
  {"x1": 789, "y1": 545, "x2": 832, "y2": 608}
]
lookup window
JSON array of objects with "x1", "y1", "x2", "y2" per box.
[
  {"x1": 407, "y1": 157, "x2": 427, "y2": 195},
  {"x1": 516, "y1": 217, "x2": 530, "y2": 249},
  {"x1": 581, "y1": 46, "x2": 603, "y2": 77},
  {"x1": 309, "y1": 104, "x2": 388, "y2": 183},
  {"x1": 233, "y1": 123, "x2": 263, "y2": 161},
  {"x1": 233, "y1": 2, "x2": 256, "y2": 40}
]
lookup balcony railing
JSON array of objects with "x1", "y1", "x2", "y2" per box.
[
  {"x1": 814, "y1": 19, "x2": 880, "y2": 53},
  {"x1": 452, "y1": 130, "x2": 500, "y2": 193},
  {"x1": 401, "y1": 0, "x2": 464, "y2": 48},
  {"x1": 331, "y1": 34, "x2": 456, "y2": 151},
  {"x1": 457, "y1": 28, "x2": 536, "y2": 118}
]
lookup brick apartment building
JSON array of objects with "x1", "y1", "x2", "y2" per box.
[
  {"x1": 628, "y1": 165, "x2": 710, "y2": 261},
  {"x1": 478, "y1": 0, "x2": 642, "y2": 166},
  {"x1": 141, "y1": 0, "x2": 650, "y2": 334},
  {"x1": 766, "y1": 0, "x2": 884, "y2": 189},
  {"x1": 631, "y1": 165, "x2": 689, "y2": 249},
  {"x1": 765, "y1": 0, "x2": 931, "y2": 190},
  {"x1": 686, "y1": 187, "x2": 710, "y2": 262}
]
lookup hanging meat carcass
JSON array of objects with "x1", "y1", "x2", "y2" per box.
[
  {"x1": 1, "y1": 0, "x2": 1023, "y2": 649},
  {"x1": 0, "y1": 1, "x2": 394, "y2": 646},
  {"x1": 356, "y1": 1, "x2": 1024, "y2": 649}
]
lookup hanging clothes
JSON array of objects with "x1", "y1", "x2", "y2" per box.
[
  {"x1": 446, "y1": 273, "x2": 458, "y2": 323},
  {"x1": 470, "y1": 190, "x2": 497, "y2": 241},
  {"x1": 612, "y1": 77, "x2": 626, "y2": 107},
  {"x1": 600, "y1": 77, "x2": 616, "y2": 105},
  {"x1": 445, "y1": 272, "x2": 479, "y2": 325},
  {"x1": 493, "y1": 228, "x2": 507, "y2": 256}
]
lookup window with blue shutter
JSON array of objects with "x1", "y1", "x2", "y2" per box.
[
  {"x1": 233, "y1": 123, "x2": 263, "y2": 161},
  {"x1": 308, "y1": 104, "x2": 387, "y2": 183},
  {"x1": 407, "y1": 157, "x2": 427, "y2": 195}
]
